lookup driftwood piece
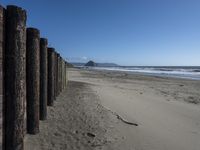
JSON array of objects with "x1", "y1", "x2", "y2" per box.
[{"x1": 103, "y1": 105, "x2": 138, "y2": 126}]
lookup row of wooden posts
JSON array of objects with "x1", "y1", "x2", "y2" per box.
[{"x1": 0, "y1": 5, "x2": 68, "y2": 150}]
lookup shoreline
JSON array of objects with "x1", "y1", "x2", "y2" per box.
[{"x1": 75, "y1": 66, "x2": 200, "y2": 81}]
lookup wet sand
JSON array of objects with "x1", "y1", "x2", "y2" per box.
[{"x1": 25, "y1": 68, "x2": 200, "y2": 150}]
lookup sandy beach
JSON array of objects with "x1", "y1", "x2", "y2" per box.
[
  {"x1": 1, "y1": 1, "x2": 200, "y2": 150},
  {"x1": 25, "y1": 68, "x2": 200, "y2": 150},
  {"x1": 24, "y1": 74, "x2": 132, "y2": 150}
]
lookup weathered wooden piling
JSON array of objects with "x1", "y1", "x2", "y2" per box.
[
  {"x1": 58, "y1": 55, "x2": 61, "y2": 94},
  {"x1": 26, "y1": 28, "x2": 40, "y2": 134},
  {"x1": 0, "y1": 5, "x2": 4, "y2": 110},
  {"x1": 60, "y1": 56, "x2": 62, "y2": 92},
  {"x1": 62, "y1": 59, "x2": 65, "y2": 90},
  {"x1": 3, "y1": 5, "x2": 26, "y2": 150},
  {"x1": 63, "y1": 59, "x2": 65, "y2": 89},
  {"x1": 63, "y1": 60, "x2": 66, "y2": 89},
  {"x1": 40, "y1": 38, "x2": 48, "y2": 120},
  {"x1": 60, "y1": 58, "x2": 62, "y2": 91},
  {"x1": 55, "y1": 53, "x2": 59, "y2": 96},
  {"x1": 47, "y1": 48, "x2": 55, "y2": 106},
  {"x1": 61, "y1": 58, "x2": 63, "y2": 91},
  {"x1": 65, "y1": 62, "x2": 68, "y2": 88},
  {"x1": 57, "y1": 54, "x2": 60, "y2": 95},
  {"x1": 61, "y1": 59, "x2": 63, "y2": 90},
  {"x1": 64, "y1": 61, "x2": 66, "y2": 89},
  {"x1": 54, "y1": 52, "x2": 58, "y2": 97},
  {"x1": 0, "y1": 6, "x2": 4, "y2": 150},
  {"x1": 53, "y1": 51, "x2": 57, "y2": 99}
]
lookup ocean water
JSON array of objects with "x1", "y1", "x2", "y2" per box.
[{"x1": 87, "y1": 66, "x2": 200, "y2": 80}]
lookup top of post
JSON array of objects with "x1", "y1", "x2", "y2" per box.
[
  {"x1": 48, "y1": 47, "x2": 55, "y2": 53},
  {"x1": 40, "y1": 38, "x2": 48, "y2": 44},
  {"x1": 6, "y1": 5, "x2": 27, "y2": 21},
  {"x1": 0, "y1": 5, "x2": 4, "y2": 9},
  {"x1": 27, "y1": 27, "x2": 40, "y2": 36},
  {"x1": 7, "y1": 5, "x2": 26, "y2": 13},
  {"x1": 0, "y1": 5, "x2": 5, "y2": 17},
  {"x1": 7, "y1": 5, "x2": 25, "y2": 11}
]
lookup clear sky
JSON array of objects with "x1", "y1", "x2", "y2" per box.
[{"x1": 1, "y1": 0, "x2": 200, "y2": 66}]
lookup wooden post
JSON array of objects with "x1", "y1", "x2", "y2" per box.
[
  {"x1": 26, "y1": 28, "x2": 40, "y2": 134},
  {"x1": 4, "y1": 5, "x2": 26, "y2": 150},
  {"x1": 64, "y1": 61, "x2": 66, "y2": 89},
  {"x1": 60, "y1": 57, "x2": 62, "y2": 92},
  {"x1": 39, "y1": 38, "x2": 48, "y2": 120},
  {"x1": 47, "y1": 48, "x2": 55, "y2": 106},
  {"x1": 0, "y1": 5, "x2": 4, "y2": 95},
  {"x1": 0, "y1": 6, "x2": 5, "y2": 150},
  {"x1": 60, "y1": 58, "x2": 62, "y2": 91},
  {"x1": 54, "y1": 51, "x2": 57, "y2": 99},
  {"x1": 56, "y1": 54, "x2": 59, "y2": 95},
  {"x1": 64, "y1": 61, "x2": 65, "y2": 89},
  {"x1": 62, "y1": 59, "x2": 65, "y2": 90},
  {"x1": 63, "y1": 60, "x2": 65, "y2": 89},
  {"x1": 61, "y1": 58, "x2": 63, "y2": 91},
  {"x1": 55, "y1": 52, "x2": 59, "y2": 97},
  {"x1": 59, "y1": 56, "x2": 62, "y2": 93},
  {"x1": 58, "y1": 55, "x2": 61, "y2": 94},
  {"x1": 57, "y1": 55, "x2": 59, "y2": 93},
  {"x1": 65, "y1": 62, "x2": 68, "y2": 88},
  {"x1": 57, "y1": 53, "x2": 59, "y2": 95},
  {"x1": 55, "y1": 53, "x2": 59, "y2": 97}
]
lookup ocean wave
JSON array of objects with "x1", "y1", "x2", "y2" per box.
[{"x1": 86, "y1": 66, "x2": 200, "y2": 80}]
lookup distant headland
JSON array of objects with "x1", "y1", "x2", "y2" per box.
[{"x1": 71, "y1": 60, "x2": 119, "y2": 67}]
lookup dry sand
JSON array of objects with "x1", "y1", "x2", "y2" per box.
[
  {"x1": 24, "y1": 78, "x2": 133, "y2": 150},
  {"x1": 24, "y1": 68, "x2": 200, "y2": 150}
]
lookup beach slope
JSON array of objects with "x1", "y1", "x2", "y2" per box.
[{"x1": 69, "y1": 68, "x2": 200, "y2": 150}]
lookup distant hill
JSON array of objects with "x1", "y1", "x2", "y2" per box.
[
  {"x1": 71, "y1": 61, "x2": 119, "y2": 67},
  {"x1": 85, "y1": 61, "x2": 97, "y2": 67}
]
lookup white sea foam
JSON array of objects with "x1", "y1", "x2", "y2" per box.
[{"x1": 86, "y1": 66, "x2": 200, "y2": 80}]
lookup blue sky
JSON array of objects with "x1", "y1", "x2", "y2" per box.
[{"x1": 1, "y1": 0, "x2": 200, "y2": 66}]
